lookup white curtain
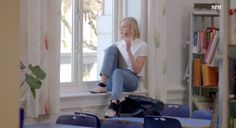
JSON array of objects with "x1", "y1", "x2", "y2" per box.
[
  {"x1": 147, "y1": 0, "x2": 168, "y2": 102},
  {"x1": 20, "y1": 0, "x2": 60, "y2": 117}
]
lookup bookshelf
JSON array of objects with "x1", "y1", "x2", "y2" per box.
[
  {"x1": 186, "y1": 1, "x2": 235, "y2": 127},
  {"x1": 187, "y1": 3, "x2": 221, "y2": 118}
]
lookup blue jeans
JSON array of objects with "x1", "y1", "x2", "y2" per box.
[{"x1": 100, "y1": 45, "x2": 140, "y2": 100}]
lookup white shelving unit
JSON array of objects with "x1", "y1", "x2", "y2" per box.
[
  {"x1": 184, "y1": 2, "x2": 229, "y2": 127},
  {"x1": 186, "y1": 3, "x2": 221, "y2": 118}
]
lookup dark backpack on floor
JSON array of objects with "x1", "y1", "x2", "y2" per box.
[{"x1": 117, "y1": 95, "x2": 164, "y2": 117}]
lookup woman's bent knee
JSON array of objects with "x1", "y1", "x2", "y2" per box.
[
  {"x1": 112, "y1": 69, "x2": 123, "y2": 78},
  {"x1": 105, "y1": 45, "x2": 119, "y2": 54}
]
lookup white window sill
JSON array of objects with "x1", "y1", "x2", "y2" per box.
[
  {"x1": 61, "y1": 90, "x2": 147, "y2": 98},
  {"x1": 60, "y1": 90, "x2": 147, "y2": 110},
  {"x1": 60, "y1": 79, "x2": 147, "y2": 111}
]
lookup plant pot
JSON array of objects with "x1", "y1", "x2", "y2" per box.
[
  {"x1": 20, "y1": 108, "x2": 24, "y2": 128},
  {"x1": 20, "y1": 98, "x2": 27, "y2": 128}
]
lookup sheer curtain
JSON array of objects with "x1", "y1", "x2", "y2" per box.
[
  {"x1": 147, "y1": 0, "x2": 167, "y2": 102},
  {"x1": 20, "y1": 0, "x2": 60, "y2": 117}
]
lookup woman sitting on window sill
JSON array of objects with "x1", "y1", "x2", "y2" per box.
[{"x1": 90, "y1": 17, "x2": 148, "y2": 118}]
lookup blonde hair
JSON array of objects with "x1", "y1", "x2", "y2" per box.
[{"x1": 120, "y1": 17, "x2": 140, "y2": 40}]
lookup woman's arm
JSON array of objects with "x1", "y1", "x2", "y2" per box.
[{"x1": 127, "y1": 50, "x2": 147, "y2": 74}]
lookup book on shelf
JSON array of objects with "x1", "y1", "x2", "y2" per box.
[
  {"x1": 229, "y1": 9, "x2": 236, "y2": 45},
  {"x1": 192, "y1": 29, "x2": 215, "y2": 54},
  {"x1": 229, "y1": 116, "x2": 234, "y2": 128},
  {"x1": 203, "y1": 31, "x2": 219, "y2": 64},
  {"x1": 229, "y1": 116, "x2": 236, "y2": 128},
  {"x1": 234, "y1": 118, "x2": 236, "y2": 128},
  {"x1": 229, "y1": 117, "x2": 236, "y2": 128},
  {"x1": 201, "y1": 64, "x2": 218, "y2": 86},
  {"x1": 229, "y1": 58, "x2": 236, "y2": 99},
  {"x1": 193, "y1": 32, "x2": 198, "y2": 53},
  {"x1": 193, "y1": 58, "x2": 202, "y2": 86},
  {"x1": 201, "y1": 30, "x2": 207, "y2": 54},
  {"x1": 197, "y1": 31, "x2": 207, "y2": 54}
]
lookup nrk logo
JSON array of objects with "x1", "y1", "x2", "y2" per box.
[{"x1": 211, "y1": 4, "x2": 221, "y2": 10}]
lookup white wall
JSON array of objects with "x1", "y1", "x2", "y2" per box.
[
  {"x1": 165, "y1": 0, "x2": 220, "y2": 104},
  {"x1": 165, "y1": 0, "x2": 193, "y2": 104},
  {"x1": 124, "y1": 0, "x2": 194, "y2": 104},
  {"x1": 126, "y1": 0, "x2": 147, "y2": 40},
  {"x1": 0, "y1": 0, "x2": 19, "y2": 127}
]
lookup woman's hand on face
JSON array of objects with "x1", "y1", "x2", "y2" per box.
[
  {"x1": 123, "y1": 33, "x2": 131, "y2": 52},
  {"x1": 120, "y1": 21, "x2": 132, "y2": 51}
]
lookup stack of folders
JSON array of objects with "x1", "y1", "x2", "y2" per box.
[
  {"x1": 193, "y1": 58, "x2": 202, "y2": 87},
  {"x1": 201, "y1": 64, "x2": 218, "y2": 86}
]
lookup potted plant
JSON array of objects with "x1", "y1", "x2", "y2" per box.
[
  {"x1": 19, "y1": 61, "x2": 46, "y2": 128},
  {"x1": 20, "y1": 61, "x2": 46, "y2": 98}
]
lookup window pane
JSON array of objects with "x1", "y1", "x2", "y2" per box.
[
  {"x1": 60, "y1": 0, "x2": 73, "y2": 83},
  {"x1": 82, "y1": 0, "x2": 103, "y2": 81}
]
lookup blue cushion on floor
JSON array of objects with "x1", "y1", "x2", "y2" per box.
[
  {"x1": 160, "y1": 104, "x2": 190, "y2": 118},
  {"x1": 101, "y1": 119, "x2": 143, "y2": 128},
  {"x1": 191, "y1": 109, "x2": 212, "y2": 120},
  {"x1": 144, "y1": 115, "x2": 182, "y2": 128}
]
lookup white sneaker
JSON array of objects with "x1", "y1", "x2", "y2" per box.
[
  {"x1": 90, "y1": 86, "x2": 107, "y2": 93},
  {"x1": 105, "y1": 109, "x2": 116, "y2": 118}
]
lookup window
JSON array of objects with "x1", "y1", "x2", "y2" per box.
[{"x1": 60, "y1": 0, "x2": 114, "y2": 89}]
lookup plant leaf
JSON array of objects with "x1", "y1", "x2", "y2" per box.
[
  {"x1": 28, "y1": 64, "x2": 46, "y2": 80},
  {"x1": 25, "y1": 73, "x2": 41, "y2": 89},
  {"x1": 31, "y1": 88, "x2": 36, "y2": 99}
]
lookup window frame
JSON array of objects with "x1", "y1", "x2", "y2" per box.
[{"x1": 60, "y1": 0, "x2": 126, "y2": 94}]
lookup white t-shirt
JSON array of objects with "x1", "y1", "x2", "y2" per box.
[{"x1": 115, "y1": 39, "x2": 148, "y2": 77}]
